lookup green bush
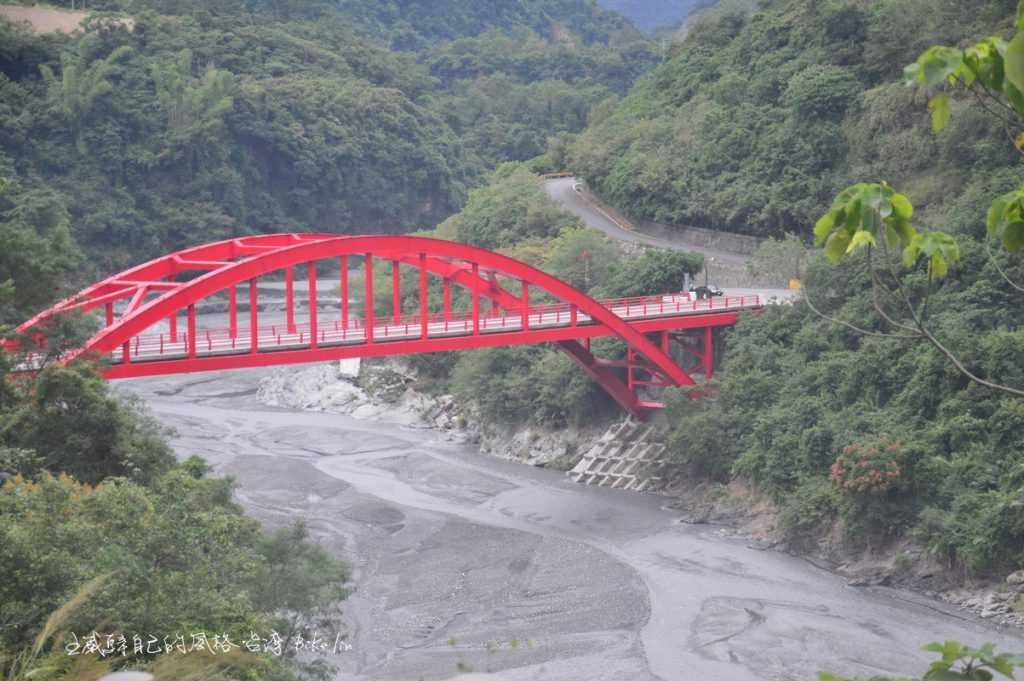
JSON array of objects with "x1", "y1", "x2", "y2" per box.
[{"x1": 785, "y1": 64, "x2": 862, "y2": 118}]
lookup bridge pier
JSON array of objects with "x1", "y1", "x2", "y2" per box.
[
  {"x1": 228, "y1": 285, "x2": 237, "y2": 339},
  {"x1": 392, "y1": 259, "x2": 401, "y2": 324},
  {"x1": 365, "y1": 254, "x2": 374, "y2": 343},
  {"x1": 249, "y1": 279, "x2": 258, "y2": 353},
  {"x1": 309, "y1": 262, "x2": 318, "y2": 350},
  {"x1": 340, "y1": 255, "x2": 348, "y2": 330},
  {"x1": 285, "y1": 266, "x2": 296, "y2": 334},
  {"x1": 443, "y1": 278, "x2": 452, "y2": 320}
]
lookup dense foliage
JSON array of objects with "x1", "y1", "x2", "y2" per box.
[
  {"x1": 404, "y1": 163, "x2": 703, "y2": 429},
  {"x1": 0, "y1": 0, "x2": 655, "y2": 289},
  {"x1": 0, "y1": 360, "x2": 350, "y2": 680},
  {"x1": 664, "y1": 241, "x2": 1024, "y2": 570},
  {"x1": 567, "y1": 0, "x2": 1022, "y2": 239}
]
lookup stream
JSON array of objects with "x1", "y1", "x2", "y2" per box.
[{"x1": 119, "y1": 366, "x2": 1023, "y2": 681}]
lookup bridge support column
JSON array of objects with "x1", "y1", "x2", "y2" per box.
[
  {"x1": 105, "y1": 303, "x2": 113, "y2": 327},
  {"x1": 365, "y1": 254, "x2": 374, "y2": 343},
  {"x1": 521, "y1": 281, "x2": 529, "y2": 330},
  {"x1": 703, "y1": 326, "x2": 714, "y2": 379},
  {"x1": 419, "y1": 253, "x2": 428, "y2": 339},
  {"x1": 163, "y1": 277, "x2": 176, "y2": 342},
  {"x1": 471, "y1": 263, "x2": 480, "y2": 335},
  {"x1": 558, "y1": 340, "x2": 644, "y2": 419},
  {"x1": 309, "y1": 262, "x2": 318, "y2": 349},
  {"x1": 392, "y1": 260, "x2": 401, "y2": 324},
  {"x1": 340, "y1": 255, "x2": 348, "y2": 330},
  {"x1": 285, "y1": 266, "x2": 296, "y2": 334},
  {"x1": 627, "y1": 347, "x2": 635, "y2": 393},
  {"x1": 249, "y1": 279, "x2": 258, "y2": 354},
  {"x1": 443, "y1": 278, "x2": 452, "y2": 320},
  {"x1": 187, "y1": 304, "x2": 197, "y2": 359},
  {"x1": 228, "y1": 285, "x2": 237, "y2": 339}
]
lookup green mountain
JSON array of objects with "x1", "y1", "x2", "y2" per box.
[
  {"x1": 333, "y1": 0, "x2": 642, "y2": 50},
  {"x1": 0, "y1": 0, "x2": 654, "y2": 283},
  {"x1": 569, "y1": 0, "x2": 1021, "y2": 239},
  {"x1": 561, "y1": 0, "x2": 1024, "y2": 575}
]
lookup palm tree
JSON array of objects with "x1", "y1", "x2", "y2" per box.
[{"x1": 39, "y1": 45, "x2": 132, "y2": 154}]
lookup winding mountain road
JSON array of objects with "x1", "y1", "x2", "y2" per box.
[{"x1": 544, "y1": 176, "x2": 795, "y2": 299}]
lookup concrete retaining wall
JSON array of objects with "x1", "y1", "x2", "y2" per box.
[{"x1": 634, "y1": 219, "x2": 762, "y2": 256}]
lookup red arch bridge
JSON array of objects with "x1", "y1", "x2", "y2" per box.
[{"x1": 6, "y1": 234, "x2": 763, "y2": 419}]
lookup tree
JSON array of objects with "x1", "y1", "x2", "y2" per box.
[
  {"x1": 39, "y1": 43, "x2": 131, "y2": 154},
  {"x1": 810, "y1": 4, "x2": 1024, "y2": 399},
  {"x1": 598, "y1": 247, "x2": 703, "y2": 298},
  {"x1": 437, "y1": 163, "x2": 580, "y2": 249},
  {"x1": 0, "y1": 364, "x2": 176, "y2": 485},
  {"x1": 746, "y1": 232, "x2": 808, "y2": 286},
  {"x1": 544, "y1": 226, "x2": 620, "y2": 292}
]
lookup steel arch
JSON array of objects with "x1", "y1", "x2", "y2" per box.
[{"x1": 12, "y1": 234, "x2": 745, "y2": 418}]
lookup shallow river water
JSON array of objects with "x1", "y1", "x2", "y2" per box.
[{"x1": 119, "y1": 367, "x2": 1022, "y2": 681}]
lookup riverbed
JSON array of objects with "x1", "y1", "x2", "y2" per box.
[{"x1": 119, "y1": 366, "x2": 1023, "y2": 681}]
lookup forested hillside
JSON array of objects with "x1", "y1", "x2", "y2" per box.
[
  {"x1": 0, "y1": 0, "x2": 654, "y2": 296},
  {"x1": 560, "y1": 0, "x2": 1024, "y2": 576},
  {"x1": 569, "y1": 0, "x2": 1020, "y2": 239},
  {"x1": 333, "y1": 0, "x2": 639, "y2": 49},
  {"x1": 0, "y1": 3, "x2": 662, "y2": 677}
]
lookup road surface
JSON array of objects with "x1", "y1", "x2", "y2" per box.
[{"x1": 544, "y1": 176, "x2": 796, "y2": 299}]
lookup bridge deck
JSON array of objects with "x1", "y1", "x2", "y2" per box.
[{"x1": 114, "y1": 294, "x2": 760, "y2": 365}]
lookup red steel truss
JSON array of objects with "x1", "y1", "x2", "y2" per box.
[{"x1": 7, "y1": 234, "x2": 762, "y2": 419}]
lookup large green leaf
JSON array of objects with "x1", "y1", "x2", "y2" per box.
[
  {"x1": 825, "y1": 230, "x2": 851, "y2": 264},
  {"x1": 929, "y1": 92, "x2": 952, "y2": 132},
  {"x1": 814, "y1": 210, "x2": 837, "y2": 245},
  {"x1": 988, "y1": 197, "x2": 1009, "y2": 236},
  {"x1": 846, "y1": 229, "x2": 876, "y2": 255},
  {"x1": 1004, "y1": 220, "x2": 1024, "y2": 252},
  {"x1": 1004, "y1": 31, "x2": 1024, "y2": 95},
  {"x1": 891, "y1": 193, "x2": 913, "y2": 220}
]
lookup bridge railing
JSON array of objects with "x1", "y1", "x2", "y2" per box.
[
  {"x1": 8, "y1": 294, "x2": 763, "y2": 366},
  {"x1": 120, "y1": 293, "x2": 761, "y2": 358}
]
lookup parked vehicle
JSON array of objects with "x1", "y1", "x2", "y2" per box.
[{"x1": 689, "y1": 284, "x2": 723, "y2": 299}]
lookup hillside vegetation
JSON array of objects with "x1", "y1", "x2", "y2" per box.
[
  {"x1": 565, "y1": 0, "x2": 1024, "y2": 575},
  {"x1": 569, "y1": 0, "x2": 1020, "y2": 239},
  {"x1": 0, "y1": 0, "x2": 654, "y2": 288},
  {"x1": 0, "y1": 2, "x2": 662, "y2": 677}
]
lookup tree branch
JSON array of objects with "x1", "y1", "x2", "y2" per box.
[
  {"x1": 802, "y1": 283, "x2": 919, "y2": 338},
  {"x1": 875, "y1": 240, "x2": 1024, "y2": 398},
  {"x1": 985, "y1": 238, "x2": 1024, "y2": 293}
]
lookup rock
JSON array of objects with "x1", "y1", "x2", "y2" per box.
[
  {"x1": 337, "y1": 357, "x2": 360, "y2": 379},
  {"x1": 846, "y1": 572, "x2": 890, "y2": 587},
  {"x1": 1007, "y1": 570, "x2": 1024, "y2": 586}
]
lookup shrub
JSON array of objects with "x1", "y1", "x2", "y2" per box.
[{"x1": 829, "y1": 437, "x2": 903, "y2": 495}]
